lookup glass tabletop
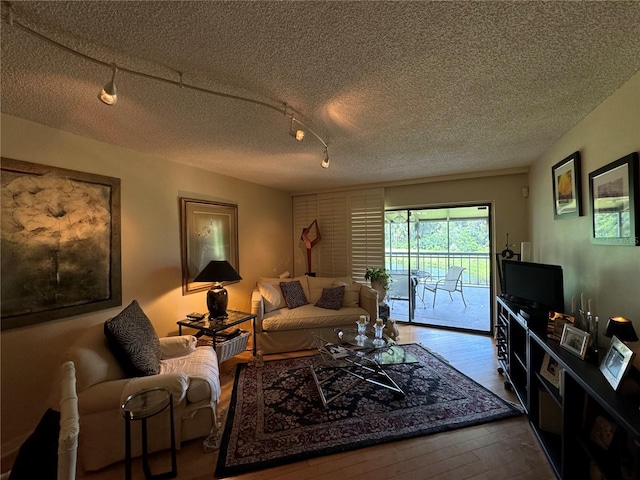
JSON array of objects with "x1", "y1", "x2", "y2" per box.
[
  {"x1": 329, "y1": 328, "x2": 419, "y2": 365},
  {"x1": 121, "y1": 387, "x2": 171, "y2": 420},
  {"x1": 178, "y1": 310, "x2": 254, "y2": 333},
  {"x1": 336, "y1": 328, "x2": 390, "y2": 349}
]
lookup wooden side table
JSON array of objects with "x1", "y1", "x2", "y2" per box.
[{"x1": 121, "y1": 387, "x2": 176, "y2": 480}]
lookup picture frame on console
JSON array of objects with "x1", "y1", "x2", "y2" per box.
[
  {"x1": 547, "y1": 311, "x2": 575, "y2": 342},
  {"x1": 552, "y1": 151, "x2": 582, "y2": 220},
  {"x1": 560, "y1": 324, "x2": 590, "y2": 360},
  {"x1": 180, "y1": 198, "x2": 239, "y2": 295},
  {"x1": 540, "y1": 353, "x2": 563, "y2": 390},
  {"x1": 599, "y1": 336, "x2": 635, "y2": 390},
  {"x1": 588, "y1": 152, "x2": 639, "y2": 246}
]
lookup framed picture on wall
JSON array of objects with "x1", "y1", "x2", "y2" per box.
[
  {"x1": 180, "y1": 198, "x2": 239, "y2": 295},
  {"x1": 588, "y1": 152, "x2": 639, "y2": 246},
  {"x1": 0, "y1": 158, "x2": 122, "y2": 330},
  {"x1": 552, "y1": 151, "x2": 582, "y2": 220}
]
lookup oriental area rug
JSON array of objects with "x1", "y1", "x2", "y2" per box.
[{"x1": 215, "y1": 343, "x2": 521, "y2": 477}]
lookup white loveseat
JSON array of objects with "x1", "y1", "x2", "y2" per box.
[
  {"x1": 65, "y1": 322, "x2": 220, "y2": 472},
  {"x1": 251, "y1": 275, "x2": 379, "y2": 354}
]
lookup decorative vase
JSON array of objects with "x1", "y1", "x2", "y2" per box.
[{"x1": 371, "y1": 280, "x2": 387, "y2": 302}]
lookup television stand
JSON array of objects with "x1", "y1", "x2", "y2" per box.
[{"x1": 496, "y1": 296, "x2": 640, "y2": 479}]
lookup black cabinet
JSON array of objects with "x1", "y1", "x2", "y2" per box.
[
  {"x1": 496, "y1": 299, "x2": 528, "y2": 410},
  {"x1": 496, "y1": 297, "x2": 640, "y2": 479}
]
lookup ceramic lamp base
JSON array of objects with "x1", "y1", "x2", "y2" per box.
[{"x1": 207, "y1": 286, "x2": 228, "y2": 319}]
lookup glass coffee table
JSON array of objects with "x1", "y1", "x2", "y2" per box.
[{"x1": 310, "y1": 328, "x2": 418, "y2": 408}]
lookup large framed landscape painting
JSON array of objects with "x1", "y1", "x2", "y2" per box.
[
  {"x1": 588, "y1": 152, "x2": 639, "y2": 246},
  {"x1": 180, "y1": 198, "x2": 238, "y2": 295},
  {"x1": 1, "y1": 158, "x2": 122, "y2": 330}
]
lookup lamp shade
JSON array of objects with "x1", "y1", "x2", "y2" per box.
[
  {"x1": 604, "y1": 316, "x2": 638, "y2": 342},
  {"x1": 193, "y1": 261, "x2": 241, "y2": 319},
  {"x1": 193, "y1": 260, "x2": 242, "y2": 283}
]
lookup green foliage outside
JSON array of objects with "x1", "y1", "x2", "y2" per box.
[
  {"x1": 385, "y1": 219, "x2": 490, "y2": 286},
  {"x1": 594, "y1": 212, "x2": 629, "y2": 238}
]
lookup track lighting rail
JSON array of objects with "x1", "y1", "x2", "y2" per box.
[{"x1": 1, "y1": 4, "x2": 330, "y2": 167}]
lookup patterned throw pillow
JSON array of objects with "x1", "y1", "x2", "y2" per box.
[
  {"x1": 315, "y1": 285, "x2": 345, "y2": 310},
  {"x1": 104, "y1": 300, "x2": 162, "y2": 377},
  {"x1": 279, "y1": 280, "x2": 309, "y2": 309}
]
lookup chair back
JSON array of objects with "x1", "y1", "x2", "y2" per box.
[
  {"x1": 440, "y1": 266, "x2": 465, "y2": 292},
  {"x1": 65, "y1": 323, "x2": 126, "y2": 393},
  {"x1": 389, "y1": 274, "x2": 417, "y2": 300}
]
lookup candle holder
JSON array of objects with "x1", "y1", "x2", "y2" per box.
[
  {"x1": 373, "y1": 319, "x2": 385, "y2": 347},
  {"x1": 355, "y1": 315, "x2": 369, "y2": 341}
]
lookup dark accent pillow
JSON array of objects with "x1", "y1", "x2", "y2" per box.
[
  {"x1": 9, "y1": 408, "x2": 60, "y2": 480},
  {"x1": 104, "y1": 300, "x2": 162, "y2": 377},
  {"x1": 315, "y1": 285, "x2": 345, "y2": 310},
  {"x1": 279, "y1": 280, "x2": 309, "y2": 309}
]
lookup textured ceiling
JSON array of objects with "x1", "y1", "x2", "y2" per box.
[{"x1": 2, "y1": 1, "x2": 640, "y2": 193}]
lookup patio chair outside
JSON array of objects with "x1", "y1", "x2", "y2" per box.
[
  {"x1": 424, "y1": 266, "x2": 467, "y2": 308},
  {"x1": 388, "y1": 274, "x2": 418, "y2": 313}
]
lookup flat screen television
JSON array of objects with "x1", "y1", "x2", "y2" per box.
[{"x1": 502, "y1": 260, "x2": 564, "y2": 313}]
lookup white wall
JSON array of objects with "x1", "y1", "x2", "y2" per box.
[
  {"x1": 0, "y1": 114, "x2": 293, "y2": 453},
  {"x1": 528, "y1": 71, "x2": 640, "y2": 344}
]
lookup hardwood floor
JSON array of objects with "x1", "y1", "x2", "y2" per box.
[{"x1": 77, "y1": 325, "x2": 555, "y2": 480}]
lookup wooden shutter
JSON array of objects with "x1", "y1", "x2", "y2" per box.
[
  {"x1": 349, "y1": 189, "x2": 385, "y2": 284},
  {"x1": 292, "y1": 195, "x2": 318, "y2": 276},
  {"x1": 292, "y1": 188, "x2": 384, "y2": 280},
  {"x1": 317, "y1": 194, "x2": 349, "y2": 277}
]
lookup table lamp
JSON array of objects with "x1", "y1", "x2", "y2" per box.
[
  {"x1": 604, "y1": 316, "x2": 638, "y2": 342},
  {"x1": 193, "y1": 260, "x2": 242, "y2": 319}
]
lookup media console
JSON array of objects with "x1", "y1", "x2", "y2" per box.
[{"x1": 496, "y1": 297, "x2": 640, "y2": 479}]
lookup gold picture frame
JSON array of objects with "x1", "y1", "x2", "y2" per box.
[{"x1": 180, "y1": 198, "x2": 239, "y2": 295}]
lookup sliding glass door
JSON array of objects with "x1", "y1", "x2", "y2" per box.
[{"x1": 385, "y1": 205, "x2": 492, "y2": 334}]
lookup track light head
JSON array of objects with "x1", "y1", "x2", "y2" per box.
[
  {"x1": 99, "y1": 64, "x2": 118, "y2": 105},
  {"x1": 289, "y1": 116, "x2": 305, "y2": 141},
  {"x1": 321, "y1": 147, "x2": 330, "y2": 169}
]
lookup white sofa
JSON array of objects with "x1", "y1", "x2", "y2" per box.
[
  {"x1": 251, "y1": 275, "x2": 379, "y2": 354},
  {"x1": 65, "y1": 323, "x2": 220, "y2": 472}
]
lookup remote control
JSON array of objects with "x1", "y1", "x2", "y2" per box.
[{"x1": 186, "y1": 312, "x2": 205, "y2": 320}]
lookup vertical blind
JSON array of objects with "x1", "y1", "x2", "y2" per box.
[{"x1": 292, "y1": 188, "x2": 384, "y2": 282}]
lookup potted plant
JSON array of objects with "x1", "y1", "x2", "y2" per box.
[{"x1": 364, "y1": 267, "x2": 392, "y2": 302}]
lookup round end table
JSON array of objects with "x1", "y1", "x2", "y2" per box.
[{"x1": 121, "y1": 387, "x2": 177, "y2": 480}]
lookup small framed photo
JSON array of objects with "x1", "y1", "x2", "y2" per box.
[
  {"x1": 540, "y1": 353, "x2": 563, "y2": 390},
  {"x1": 560, "y1": 324, "x2": 590, "y2": 359},
  {"x1": 600, "y1": 336, "x2": 635, "y2": 390},
  {"x1": 589, "y1": 415, "x2": 617, "y2": 450},
  {"x1": 547, "y1": 311, "x2": 575, "y2": 342},
  {"x1": 552, "y1": 151, "x2": 582, "y2": 219}
]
